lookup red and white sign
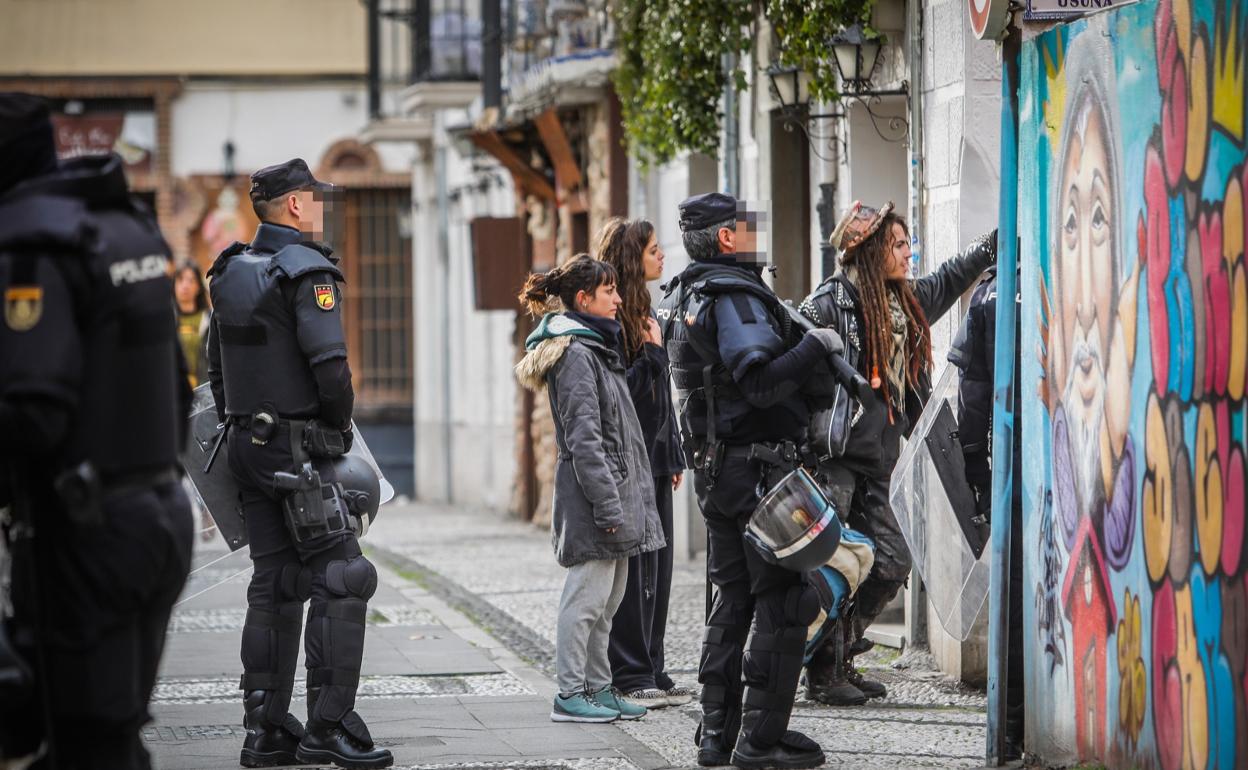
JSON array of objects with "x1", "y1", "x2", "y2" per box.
[{"x1": 969, "y1": 0, "x2": 1010, "y2": 40}]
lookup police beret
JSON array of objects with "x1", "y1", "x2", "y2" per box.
[
  {"x1": 249, "y1": 158, "x2": 333, "y2": 202},
  {"x1": 678, "y1": 192, "x2": 738, "y2": 232}
]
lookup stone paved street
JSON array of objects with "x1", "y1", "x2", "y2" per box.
[{"x1": 147, "y1": 502, "x2": 988, "y2": 769}]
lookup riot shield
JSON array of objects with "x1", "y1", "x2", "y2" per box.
[
  {"x1": 180, "y1": 384, "x2": 395, "y2": 551},
  {"x1": 888, "y1": 364, "x2": 990, "y2": 641}
]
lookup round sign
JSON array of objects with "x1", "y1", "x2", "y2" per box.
[{"x1": 969, "y1": 0, "x2": 1010, "y2": 40}]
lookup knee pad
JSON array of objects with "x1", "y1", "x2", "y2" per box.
[
  {"x1": 324, "y1": 555, "x2": 378, "y2": 600},
  {"x1": 784, "y1": 583, "x2": 823, "y2": 628},
  {"x1": 278, "y1": 563, "x2": 314, "y2": 602}
]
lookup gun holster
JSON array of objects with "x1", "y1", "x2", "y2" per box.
[
  {"x1": 272, "y1": 462, "x2": 349, "y2": 543},
  {"x1": 691, "y1": 440, "x2": 724, "y2": 480}
]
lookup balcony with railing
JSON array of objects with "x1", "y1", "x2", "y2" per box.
[
  {"x1": 500, "y1": 0, "x2": 614, "y2": 118},
  {"x1": 364, "y1": 0, "x2": 483, "y2": 128}
]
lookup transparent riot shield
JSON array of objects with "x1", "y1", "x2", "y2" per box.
[
  {"x1": 888, "y1": 364, "x2": 990, "y2": 641},
  {"x1": 180, "y1": 384, "x2": 395, "y2": 551}
]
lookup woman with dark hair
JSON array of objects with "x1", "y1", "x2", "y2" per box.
[
  {"x1": 798, "y1": 202, "x2": 996, "y2": 706},
  {"x1": 593, "y1": 218, "x2": 691, "y2": 709},
  {"x1": 174, "y1": 261, "x2": 211, "y2": 388},
  {"x1": 515, "y1": 254, "x2": 666, "y2": 724}
]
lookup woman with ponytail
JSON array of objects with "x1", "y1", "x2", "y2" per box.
[
  {"x1": 594, "y1": 218, "x2": 690, "y2": 710},
  {"x1": 798, "y1": 202, "x2": 997, "y2": 706},
  {"x1": 515, "y1": 254, "x2": 666, "y2": 724}
]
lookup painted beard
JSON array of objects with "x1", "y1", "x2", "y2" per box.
[{"x1": 1061, "y1": 320, "x2": 1107, "y2": 518}]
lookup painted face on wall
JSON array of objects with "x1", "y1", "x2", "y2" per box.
[{"x1": 1053, "y1": 96, "x2": 1119, "y2": 516}]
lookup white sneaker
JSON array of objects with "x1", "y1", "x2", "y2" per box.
[
  {"x1": 623, "y1": 688, "x2": 670, "y2": 709},
  {"x1": 663, "y1": 684, "x2": 694, "y2": 706}
]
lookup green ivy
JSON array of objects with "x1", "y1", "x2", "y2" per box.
[{"x1": 612, "y1": 0, "x2": 877, "y2": 166}]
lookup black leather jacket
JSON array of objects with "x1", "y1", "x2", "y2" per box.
[{"x1": 800, "y1": 231, "x2": 997, "y2": 478}]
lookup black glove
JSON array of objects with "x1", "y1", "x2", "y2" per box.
[
  {"x1": 806, "y1": 327, "x2": 845, "y2": 356},
  {"x1": 303, "y1": 419, "x2": 347, "y2": 458},
  {"x1": 341, "y1": 424, "x2": 354, "y2": 454}
]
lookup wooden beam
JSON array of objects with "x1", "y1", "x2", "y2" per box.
[
  {"x1": 469, "y1": 130, "x2": 556, "y2": 201},
  {"x1": 534, "y1": 108, "x2": 582, "y2": 197}
]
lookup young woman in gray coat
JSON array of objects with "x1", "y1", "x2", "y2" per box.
[{"x1": 515, "y1": 254, "x2": 666, "y2": 724}]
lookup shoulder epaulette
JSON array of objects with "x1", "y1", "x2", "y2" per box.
[{"x1": 267, "y1": 243, "x2": 344, "y2": 283}]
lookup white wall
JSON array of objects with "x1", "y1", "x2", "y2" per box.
[
  {"x1": 918, "y1": 0, "x2": 1002, "y2": 678},
  {"x1": 411, "y1": 113, "x2": 517, "y2": 508},
  {"x1": 171, "y1": 82, "x2": 417, "y2": 177}
]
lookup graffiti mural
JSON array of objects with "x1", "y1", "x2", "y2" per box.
[{"x1": 1018, "y1": 0, "x2": 1247, "y2": 766}]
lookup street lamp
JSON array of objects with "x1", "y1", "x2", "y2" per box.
[
  {"x1": 830, "y1": 23, "x2": 882, "y2": 92},
  {"x1": 765, "y1": 24, "x2": 908, "y2": 148}
]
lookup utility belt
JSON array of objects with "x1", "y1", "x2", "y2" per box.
[
  {"x1": 228, "y1": 409, "x2": 348, "y2": 458},
  {"x1": 227, "y1": 409, "x2": 356, "y2": 543},
  {"x1": 685, "y1": 435, "x2": 816, "y2": 492},
  {"x1": 51, "y1": 463, "x2": 181, "y2": 527}
]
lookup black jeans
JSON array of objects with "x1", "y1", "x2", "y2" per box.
[
  {"x1": 608, "y1": 475, "x2": 675, "y2": 692},
  {"x1": 3, "y1": 480, "x2": 193, "y2": 769},
  {"x1": 819, "y1": 465, "x2": 912, "y2": 640}
]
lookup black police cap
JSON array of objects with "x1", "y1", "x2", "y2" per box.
[
  {"x1": 249, "y1": 158, "x2": 333, "y2": 202},
  {"x1": 678, "y1": 191, "x2": 738, "y2": 232}
]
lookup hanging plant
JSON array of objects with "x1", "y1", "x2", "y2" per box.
[{"x1": 612, "y1": 0, "x2": 877, "y2": 166}]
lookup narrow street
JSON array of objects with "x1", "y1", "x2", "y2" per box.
[{"x1": 151, "y1": 504, "x2": 988, "y2": 769}]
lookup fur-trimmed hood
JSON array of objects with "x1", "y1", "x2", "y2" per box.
[{"x1": 515, "y1": 313, "x2": 606, "y2": 391}]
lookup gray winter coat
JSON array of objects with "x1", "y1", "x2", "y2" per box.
[{"x1": 515, "y1": 313, "x2": 665, "y2": 567}]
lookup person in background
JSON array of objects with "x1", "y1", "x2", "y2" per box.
[
  {"x1": 593, "y1": 218, "x2": 691, "y2": 710},
  {"x1": 515, "y1": 254, "x2": 666, "y2": 724},
  {"x1": 174, "y1": 261, "x2": 211, "y2": 389},
  {"x1": 798, "y1": 201, "x2": 996, "y2": 706}
]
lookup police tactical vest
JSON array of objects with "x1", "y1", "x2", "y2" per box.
[
  {"x1": 657, "y1": 264, "x2": 791, "y2": 443},
  {"x1": 208, "y1": 240, "x2": 343, "y2": 418},
  {"x1": 0, "y1": 181, "x2": 182, "y2": 477}
]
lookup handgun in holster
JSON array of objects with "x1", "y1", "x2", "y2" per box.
[{"x1": 272, "y1": 462, "x2": 349, "y2": 543}]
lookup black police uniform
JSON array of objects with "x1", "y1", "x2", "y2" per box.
[
  {"x1": 657, "y1": 193, "x2": 831, "y2": 767},
  {"x1": 0, "y1": 144, "x2": 194, "y2": 768},
  {"x1": 949, "y1": 266, "x2": 1025, "y2": 756},
  {"x1": 205, "y1": 160, "x2": 390, "y2": 770}
]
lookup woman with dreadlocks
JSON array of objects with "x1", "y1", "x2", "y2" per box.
[
  {"x1": 593, "y1": 218, "x2": 691, "y2": 710},
  {"x1": 797, "y1": 201, "x2": 996, "y2": 706}
]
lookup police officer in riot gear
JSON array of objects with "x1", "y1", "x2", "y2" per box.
[
  {"x1": 0, "y1": 92, "x2": 194, "y2": 769},
  {"x1": 206, "y1": 159, "x2": 392, "y2": 769},
  {"x1": 657, "y1": 192, "x2": 843, "y2": 769}
]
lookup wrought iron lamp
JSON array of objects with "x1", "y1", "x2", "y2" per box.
[{"x1": 766, "y1": 23, "x2": 908, "y2": 149}]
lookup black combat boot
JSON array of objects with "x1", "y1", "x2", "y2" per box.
[
  {"x1": 731, "y1": 712, "x2": 824, "y2": 770},
  {"x1": 804, "y1": 659, "x2": 867, "y2": 706},
  {"x1": 295, "y1": 688, "x2": 393, "y2": 769},
  {"x1": 240, "y1": 690, "x2": 306, "y2": 767},
  {"x1": 694, "y1": 706, "x2": 739, "y2": 766},
  {"x1": 842, "y1": 661, "x2": 887, "y2": 699}
]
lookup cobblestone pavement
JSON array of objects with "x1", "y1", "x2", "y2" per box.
[
  {"x1": 142, "y1": 501, "x2": 988, "y2": 769},
  {"x1": 366, "y1": 503, "x2": 990, "y2": 769}
]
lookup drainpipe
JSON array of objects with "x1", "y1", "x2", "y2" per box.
[
  {"x1": 906, "y1": 0, "x2": 925, "y2": 272},
  {"x1": 985, "y1": 14, "x2": 1021, "y2": 767},
  {"x1": 721, "y1": 51, "x2": 740, "y2": 196},
  {"x1": 904, "y1": 0, "x2": 930, "y2": 652},
  {"x1": 436, "y1": 140, "x2": 454, "y2": 503}
]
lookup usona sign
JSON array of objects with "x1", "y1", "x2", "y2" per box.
[{"x1": 1025, "y1": 0, "x2": 1140, "y2": 20}]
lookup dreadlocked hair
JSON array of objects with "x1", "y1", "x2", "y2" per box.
[
  {"x1": 593, "y1": 216, "x2": 655, "y2": 359},
  {"x1": 839, "y1": 212, "x2": 932, "y2": 406},
  {"x1": 518, "y1": 253, "x2": 618, "y2": 317}
]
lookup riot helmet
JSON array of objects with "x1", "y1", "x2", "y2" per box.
[
  {"x1": 745, "y1": 468, "x2": 842, "y2": 572},
  {"x1": 331, "y1": 453, "x2": 381, "y2": 537}
]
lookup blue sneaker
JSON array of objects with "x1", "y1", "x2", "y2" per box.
[
  {"x1": 590, "y1": 686, "x2": 647, "y2": 720},
  {"x1": 551, "y1": 691, "x2": 619, "y2": 723}
]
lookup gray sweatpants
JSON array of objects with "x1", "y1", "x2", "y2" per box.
[{"x1": 555, "y1": 557, "x2": 629, "y2": 696}]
